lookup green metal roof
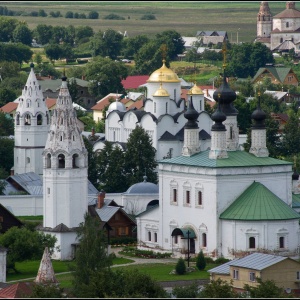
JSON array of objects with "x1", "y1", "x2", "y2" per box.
[
  {"x1": 252, "y1": 67, "x2": 292, "y2": 84},
  {"x1": 39, "y1": 77, "x2": 89, "y2": 92},
  {"x1": 171, "y1": 227, "x2": 196, "y2": 239},
  {"x1": 220, "y1": 182, "x2": 300, "y2": 221},
  {"x1": 159, "y1": 150, "x2": 292, "y2": 168},
  {"x1": 292, "y1": 193, "x2": 300, "y2": 209}
]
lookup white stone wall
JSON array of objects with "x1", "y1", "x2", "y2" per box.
[
  {"x1": 257, "y1": 21, "x2": 272, "y2": 37},
  {"x1": 221, "y1": 219, "x2": 300, "y2": 259},
  {"x1": 0, "y1": 250, "x2": 7, "y2": 282}
]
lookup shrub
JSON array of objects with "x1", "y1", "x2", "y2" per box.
[
  {"x1": 175, "y1": 257, "x2": 186, "y2": 275},
  {"x1": 215, "y1": 256, "x2": 231, "y2": 264},
  {"x1": 104, "y1": 13, "x2": 125, "y2": 20},
  {"x1": 196, "y1": 250, "x2": 206, "y2": 270},
  {"x1": 205, "y1": 256, "x2": 215, "y2": 264},
  {"x1": 110, "y1": 236, "x2": 137, "y2": 246},
  {"x1": 172, "y1": 282, "x2": 201, "y2": 298},
  {"x1": 140, "y1": 14, "x2": 156, "y2": 20}
]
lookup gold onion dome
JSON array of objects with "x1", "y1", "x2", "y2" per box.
[
  {"x1": 188, "y1": 83, "x2": 204, "y2": 95},
  {"x1": 147, "y1": 60, "x2": 180, "y2": 83},
  {"x1": 153, "y1": 83, "x2": 170, "y2": 97}
]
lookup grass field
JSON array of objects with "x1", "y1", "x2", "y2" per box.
[{"x1": 1, "y1": 1, "x2": 286, "y2": 42}]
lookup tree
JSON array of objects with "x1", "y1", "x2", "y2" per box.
[
  {"x1": 34, "y1": 63, "x2": 61, "y2": 79},
  {"x1": 96, "y1": 141, "x2": 128, "y2": 192},
  {"x1": 0, "y1": 137, "x2": 14, "y2": 174},
  {"x1": 227, "y1": 42, "x2": 274, "y2": 78},
  {"x1": 65, "y1": 11, "x2": 73, "y2": 18},
  {"x1": 34, "y1": 24, "x2": 53, "y2": 45},
  {"x1": 28, "y1": 283, "x2": 64, "y2": 298},
  {"x1": 38, "y1": 9, "x2": 47, "y2": 17},
  {"x1": 175, "y1": 257, "x2": 186, "y2": 275},
  {"x1": 0, "y1": 87, "x2": 17, "y2": 106},
  {"x1": 0, "y1": 226, "x2": 57, "y2": 273},
  {"x1": 34, "y1": 53, "x2": 43, "y2": 66},
  {"x1": 0, "y1": 17, "x2": 18, "y2": 42},
  {"x1": 121, "y1": 34, "x2": 149, "y2": 58},
  {"x1": 0, "y1": 111, "x2": 14, "y2": 135},
  {"x1": 0, "y1": 43, "x2": 33, "y2": 66},
  {"x1": 12, "y1": 23, "x2": 32, "y2": 46},
  {"x1": 44, "y1": 44, "x2": 64, "y2": 63},
  {"x1": 104, "y1": 13, "x2": 125, "y2": 20},
  {"x1": 124, "y1": 125, "x2": 158, "y2": 187},
  {"x1": 85, "y1": 56, "x2": 127, "y2": 98},
  {"x1": 196, "y1": 250, "x2": 206, "y2": 270},
  {"x1": 70, "y1": 213, "x2": 112, "y2": 298},
  {"x1": 82, "y1": 136, "x2": 98, "y2": 187},
  {"x1": 88, "y1": 10, "x2": 99, "y2": 19},
  {"x1": 199, "y1": 278, "x2": 239, "y2": 298},
  {"x1": 235, "y1": 94, "x2": 251, "y2": 134},
  {"x1": 90, "y1": 29, "x2": 124, "y2": 60},
  {"x1": 140, "y1": 14, "x2": 156, "y2": 20},
  {"x1": 155, "y1": 30, "x2": 185, "y2": 60},
  {"x1": 67, "y1": 78, "x2": 79, "y2": 104},
  {"x1": 244, "y1": 277, "x2": 287, "y2": 298},
  {"x1": 75, "y1": 26, "x2": 94, "y2": 44},
  {"x1": 172, "y1": 282, "x2": 201, "y2": 298}
]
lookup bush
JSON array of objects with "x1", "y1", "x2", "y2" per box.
[
  {"x1": 110, "y1": 236, "x2": 137, "y2": 246},
  {"x1": 205, "y1": 256, "x2": 215, "y2": 264},
  {"x1": 175, "y1": 257, "x2": 186, "y2": 275},
  {"x1": 104, "y1": 13, "x2": 125, "y2": 20},
  {"x1": 214, "y1": 257, "x2": 231, "y2": 264},
  {"x1": 120, "y1": 246, "x2": 172, "y2": 258},
  {"x1": 140, "y1": 14, "x2": 156, "y2": 20},
  {"x1": 196, "y1": 250, "x2": 206, "y2": 270},
  {"x1": 172, "y1": 282, "x2": 201, "y2": 298},
  {"x1": 88, "y1": 10, "x2": 99, "y2": 19}
]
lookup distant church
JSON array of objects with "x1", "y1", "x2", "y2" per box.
[{"x1": 256, "y1": 1, "x2": 300, "y2": 53}]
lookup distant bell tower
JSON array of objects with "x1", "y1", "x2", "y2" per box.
[
  {"x1": 257, "y1": 1, "x2": 272, "y2": 38},
  {"x1": 41, "y1": 74, "x2": 88, "y2": 260},
  {"x1": 14, "y1": 63, "x2": 50, "y2": 176}
]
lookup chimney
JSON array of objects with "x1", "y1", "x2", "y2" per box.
[{"x1": 97, "y1": 190, "x2": 105, "y2": 209}]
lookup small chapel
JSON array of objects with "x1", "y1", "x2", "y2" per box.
[{"x1": 136, "y1": 55, "x2": 300, "y2": 259}]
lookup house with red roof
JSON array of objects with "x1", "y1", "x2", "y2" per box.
[{"x1": 121, "y1": 75, "x2": 149, "y2": 90}]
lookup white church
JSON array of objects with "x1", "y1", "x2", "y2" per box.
[{"x1": 136, "y1": 63, "x2": 300, "y2": 260}]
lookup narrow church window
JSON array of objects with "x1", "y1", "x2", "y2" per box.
[
  {"x1": 46, "y1": 153, "x2": 51, "y2": 168},
  {"x1": 60, "y1": 135, "x2": 63, "y2": 142},
  {"x1": 46, "y1": 113, "x2": 49, "y2": 124},
  {"x1": 174, "y1": 89, "x2": 176, "y2": 100},
  {"x1": 173, "y1": 189, "x2": 177, "y2": 202},
  {"x1": 148, "y1": 231, "x2": 151, "y2": 241},
  {"x1": 58, "y1": 154, "x2": 65, "y2": 168},
  {"x1": 27, "y1": 157, "x2": 30, "y2": 164},
  {"x1": 198, "y1": 191, "x2": 202, "y2": 205},
  {"x1": 165, "y1": 102, "x2": 168, "y2": 114},
  {"x1": 25, "y1": 114, "x2": 31, "y2": 125},
  {"x1": 16, "y1": 114, "x2": 20, "y2": 125},
  {"x1": 154, "y1": 232, "x2": 157, "y2": 242},
  {"x1": 286, "y1": 22, "x2": 289, "y2": 28},
  {"x1": 73, "y1": 135, "x2": 75, "y2": 141},
  {"x1": 113, "y1": 130, "x2": 116, "y2": 142},
  {"x1": 154, "y1": 102, "x2": 156, "y2": 113},
  {"x1": 202, "y1": 233, "x2": 207, "y2": 247},
  {"x1": 200, "y1": 100, "x2": 202, "y2": 111},
  {"x1": 37, "y1": 114, "x2": 42, "y2": 125},
  {"x1": 279, "y1": 236, "x2": 284, "y2": 248},
  {"x1": 186, "y1": 190, "x2": 190, "y2": 204},
  {"x1": 72, "y1": 154, "x2": 79, "y2": 168},
  {"x1": 280, "y1": 38, "x2": 283, "y2": 43},
  {"x1": 249, "y1": 237, "x2": 256, "y2": 249},
  {"x1": 174, "y1": 235, "x2": 178, "y2": 244},
  {"x1": 297, "y1": 271, "x2": 300, "y2": 280},
  {"x1": 47, "y1": 188, "x2": 50, "y2": 194},
  {"x1": 230, "y1": 126, "x2": 233, "y2": 139}
]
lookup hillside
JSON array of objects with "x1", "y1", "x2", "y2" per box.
[{"x1": 1, "y1": 1, "x2": 285, "y2": 42}]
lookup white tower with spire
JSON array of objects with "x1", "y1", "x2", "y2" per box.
[
  {"x1": 14, "y1": 63, "x2": 50, "y2": 176},
  {"x1": 41, "y1": 75, "x2": 88, "y2": 260}
]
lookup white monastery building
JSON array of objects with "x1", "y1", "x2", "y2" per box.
[
  {"x1": 136, "y1": 64, "x2": 300, "y2": 260},
  {"x1": 256, "y1": 1, "x2": 300, "y2": 53}
]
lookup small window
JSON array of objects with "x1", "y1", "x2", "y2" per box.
[
  {"x1": 148, "y1": 231, "x2": 151, "y2": 241},
  {"x1": 37, "y1": 114, "x2": 42, "y2": 125},
  {"x1": 198, "y1": 191, "x2": 202, "y2": 205},
  {"x1": 186, "y1": 190, "x2": 190, "y2": 204},
  {"x1": 249, "y1": 272, "x2": 256, "y2": 282},
  {"x1": 173, "y1": 189, "x2": 177, "y2": 203},
  {"x1": 202, "y1": 233, "x2": 207, "y2": 247},
  {"x1": 230, "y1": 126, "x2": 233, "y2": 139},
  {"x1": 154, "y1": 232, "x2": 157, "y2": 243},
  {"x1": 27, "y1": 157, "x2": 30, "y2": 164},
  {"x1": 297, "y1": 271, "x2": 300, "y2": 280},
  {"x1": 279, "y1": 236, "x2": 284, "y2": 248},
  {"x1": 166, "y1": 102, "x2": 168, "y2": 114},
  {"x1": 233, "y1": 269, "x2": 239, "y2": 280},
  {"x1": 174, "y1": 235, "x2": 178, "y2": 244},
  {"x1": 286, "y1": 22, "x2": 289, "y2": 28},
  {"x1": 249, "y1": 237, "x2": 256, "y2": 249},
  {"x1": 154, "y1": 102, "x2": 156, "y2": 113},
  {"x1": 47, "y1": 188, "x2": 50, "y2": 194}
]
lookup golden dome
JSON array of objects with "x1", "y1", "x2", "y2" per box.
[
  {"x1": 188, "y1": 83, "x2": 204, "y2": 95},
  {"x1": 153, "y1": 83, "x2": 170, "y2": 97},
  {"x1": 147, "y1": 60, "x2": 180, "y2": 83}
]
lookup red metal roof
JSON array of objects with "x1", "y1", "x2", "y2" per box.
[
  {"x1": 0, "y1": 282, "x2": 33, "y2": 298},
  {"x1": 91, "y1": 93, "x2": 124, "y2": 111},
  {"x1": 0, "y1": 102, "x2": 17, "y2": 113},
  {"x1": 121, "y1": 75, "x2": 149, "y2": 89}
]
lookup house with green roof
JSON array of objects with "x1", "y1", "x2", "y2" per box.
[
  {"x1": 252, "y1": 66, "x2": 299, "y2": 87},
  {"x1": 136, "y1": 62, "x2": 300, "y2": 260}
]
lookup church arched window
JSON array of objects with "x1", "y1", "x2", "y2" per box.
[
  {"x1": 279, "y1": 236, "x2": 285, "y2": 248},
  {"x1": 174, "y1": 89, "x2": 176, "y2": 100},
  {"x1": 46, "y1": 113, "x2": 49, "y2": 124},
  {"x1": 46, "y1": 153, "x2": 51, "y2": 168},
  {"x1": 286, "y1": 22, "x2": 289, "y2": 28},
  {"x1": 25, "y1": 114, "x2": 31, "y2": 125},
  {"x1": 27, "y1": 157, "x2": 30, "y2": 164},
  {"x1": 37, "y1": 114, "x2": 42, "y2": 125},
  {"x1": 58, "y1": 154, "x2": 65, "y2": 168},
  {"x1": 16, "y1": 114, "x2": 20, "y2": 125},
  {"x1": 249, "y1": 237, "x2": 256, "y2": 249},
  {"x1": 280, "y1": 38, "x2": 283, "y2": 43},
  {"x1": 202, "y1": 233, "x2": 207, "y2": 247},
  {"x1": 72, "y1": 154, "x2": 79, "y2": 168},
  {"x1": 165, "y1": 102, "x2": 168, "y2": 114}
]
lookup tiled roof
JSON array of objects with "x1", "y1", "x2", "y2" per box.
[
  {"x1": 208, "y1": 253, "x2": 291, "y2": 274},
  {"x1": 91, "y1": 93, "x2": 123, "y2": 111},
  {"x1": 127, "y1": 99, "x2": 144, "y2": 110},
  {"x1": 0, "y1": 102, "x2": 17, "y2": 113},
  {"x1": 274, "y1": 8, "x2": 300, "y2": 19},
  {"x1": 220, "y1": 181, "x2": 300, "y2": 221},
  {"x1": 121, "y1": 75, "x2": 149, "y2": 89},
  {"x1": 0, "y1": 282, "x2": 33, "y2": 298},
  {"x1": 159, "y1": 149, "x2": 292, "y2": 168}
]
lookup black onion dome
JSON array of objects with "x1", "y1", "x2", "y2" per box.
[
  {"x1": 30, "y1": 62, "x2": 34, "y2": 68},
  {"x1": 251, "y1": 96, "x2": 266, "y2": 129},
  {"x1": 211, "y1": 101, "x2": 226, "y2": 131},
  {"x1": 184, "y1": 97, "x2": 199, "y2": 129},
  {"x1": 213, "y1": 70, "x2": 238, "y2": 116}
]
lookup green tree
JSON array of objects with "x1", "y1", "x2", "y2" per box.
[
  {"x1": 75, "y1": 26, "x2": 94, "y2": 44},
  {"x1": 90, "y1": 29, "x2": 124, "y2": 60},
  {"x1": 235, "y1": 94, "x2": 251, "y2": 134},
  {"x1": 65, "y1": 11, "x2": 73, "y2": 18},
  {"x1": 175, "y1": 257, "x2": 186, "y2": 275},
  {"x1": 82, "y1": 136, "x2": 98, "y2": 187},
  {"x1": 196, "y1": 249, "x2": 206, "y2": 270},
  {"x1": 0, "y1": 226, "x2": 57, "y2": 273},
  {"x1": 121, "y1": 34, "x2": 149, "y2": 58},
  {"x1": 0, "y1": 87, "x2": 17, "y2": 106},
  {"x1": 34, "y1": 24, "x2": 53, "y2": 45},
  {"x1": 67, "y1": 78, "x2": 79, "y2": 104},
  {"x1": 38, "y1": 9, "x2": 47, "y2": 17},
  {"x1": 172, "y1": 282, "x2": 201, "y2": 298},
  {"x1": 71, "y1": 213, "x2": 112, "y2": 298},
  {"x1": 244, "y1": 277, "x2": 287, "y2": 298},
  {"x1": 0, "y1": 43, "x2": 33, "y2": 66},
  {"x1": 199, "y1": 278, "x2": 239, "y2": 298},
  {"x1": 44, "y1": 44, "x2": 63, "y2": 63},
  {"x1": 140, "y1": 14, "x2": 156, "y2": 20},
  {"x1": 104, "y1": 13, "x2": 125, "y2": 20},
  {"x1": 0, "y1": 17, "x2": 18, "y2": 42},
  {"x1": 124, "y1": 125, "x2": 158, "y2": 187},
  {"x1": 0, "y1": 111, "x2": 14, "y2": 135},
  {"x1": 12, "y1": 23, "x2": 32, "y2": 46},
  {"x1": 34, "y1": 53, "x2": 43, "y2": 66},
  {"x1": 34, "y1": 63, "x2": 61, "y2": 78},
  {"x1": 85, "y1": 56, "x2": 127, "y2": 98},
  {"x1": 227, "y1": 42, "x2": 274, "y2": 78},
  {"x1": 96, "y1": 141, "x2": 128, "y2": 192},
  {"x1": 88, "y1": 10, "x2": 99, "y2": 19},
  {"x1": 0, "y1": 137, "x2": 14, "y2": 174},
  {"x1": 28, "y1": 283, "x2": 64, "y2": 298}
]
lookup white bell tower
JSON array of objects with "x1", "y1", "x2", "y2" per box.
[
  {"x1": 14, "y1": 63, "x2": 50, "y2": 176},
  {"x1": 41, "y1": 75, "x2": 88, "y2": 260}
]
